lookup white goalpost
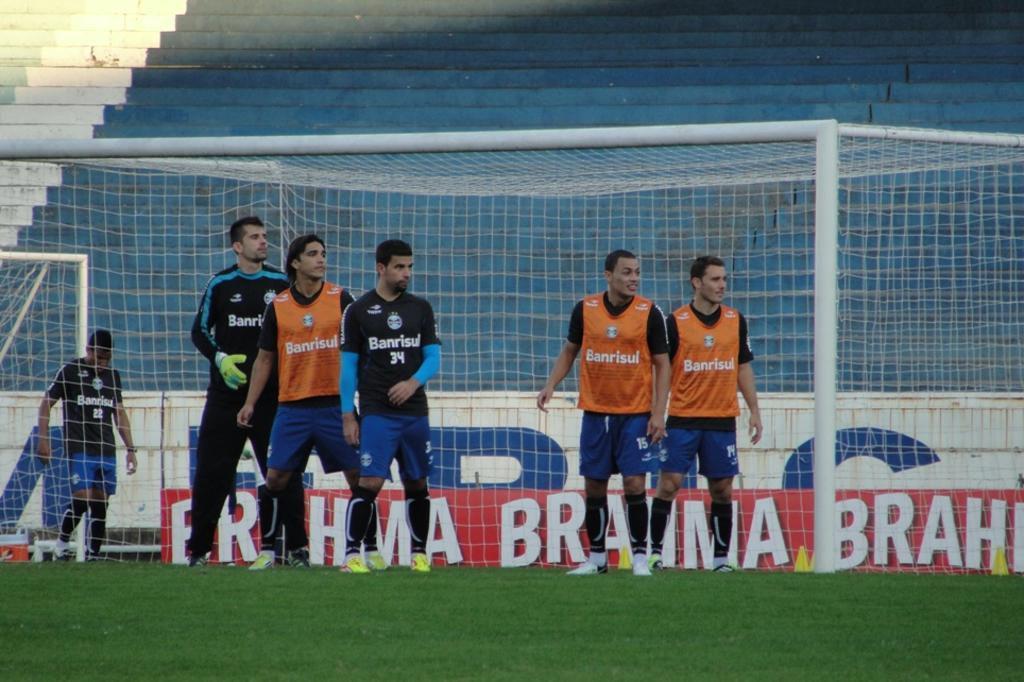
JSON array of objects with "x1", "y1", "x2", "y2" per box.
[
  {"x1": 1, "y1": 121, "x2": 1022, "y2": 573},
  {"x1": 0, "y1": 251, "x2": 89, "y2": 362}
]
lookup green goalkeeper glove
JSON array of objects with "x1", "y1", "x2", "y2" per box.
[{"x1": 215, "y1": 352, "x2": 248, "y2": 390}]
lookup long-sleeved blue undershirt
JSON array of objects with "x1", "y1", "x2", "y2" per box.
[
  {"x1": 413, "y1": 344, "x2": 441, "y2": 386},
  {"x1": 341, "y1": 351, "x2": 359, "y2": 413}
]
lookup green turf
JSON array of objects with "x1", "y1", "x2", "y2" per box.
[{"x1": 2, "y1": 564, "x2": 1021, "y2": 680}]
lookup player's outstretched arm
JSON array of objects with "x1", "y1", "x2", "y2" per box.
[
  {"x1": 537, "y1": 341, "x2": 580, "y2": 412},
  {"x1": 738, "y1": 362, "x2": 763, "y2": 445}
]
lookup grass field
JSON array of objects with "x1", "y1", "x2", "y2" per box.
[{"x1": 2, "y1": 563, "x2": 1022, "y2": 680}]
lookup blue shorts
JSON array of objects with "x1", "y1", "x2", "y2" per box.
[
  {"x1": 269, "y1": 405, "x2": 359, "y2": 474},
  {"x1": 662, "y1": 428, "x2": 739, "y2": 479},
  {"x1": 69, "y1": 453, "x2": 117, "y2": 495},
  {"x1": 579, "y1": 412, "x2": 659, "y2": 480},
  {"x1": 359, "y1": 414, "x2": 432, "y2": 482}
]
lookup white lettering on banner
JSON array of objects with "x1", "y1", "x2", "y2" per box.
[
  {"x1": 917, "y1": 495, "x2": 962, "y2": 567},
  {"x1": 606, "y1": 495, "x2": 630, "y2": 558},
  {"x1": 368, "y1": 334, "x2": 421, "y2": 351},
  {"x1": 158, "y1": 490, "x2": 1024, "y2": 569},
  {"x1": 383, "y1": 499, "x2": 410, "y2": 561},
  {"x1": 308, "y1": 496, "x2": 348, "y2": 567},
  {"x1": 966, "y1": 497, "x2": 1007, "y2": 570},
  {"x1": 874, "y1": 493, "x2": 915, "y2": 566},
  {"x1": 659, "y1": 500, "x2": 680, "y2": 568},
  {"x1": 1016, "y1": 503, "x2": 1024, "y2": 573},
  {"x1": 429, "y1": 498, "x2": 463, "y2": 564},
  {"x1": 304, "y1": 496, "x2": 463, "y2": 566},
  {"x1": 838, "y1": 495, "x2": 1015, "y2": 570},
  {"x1": 682, "y1": 358, "x2": 736, "y2": 372},
  {"x1": 742, "y1": 497, "x2": 789, "y2": 569},
  {"x1": 545, "y1": 492, "x2": 585, "y2": 565},
  {"x1": 836, "y1": 497, "x2": 870, "y2": 570},
  {"x1": 75, "y1": 395, "x2": 114, "y2": 408},
  {"x1": 500, "y1": 493, "x2": 633, "y2": 568},
  {"x1": 683, "y1": 500, "x2": 738, "y2": 569},
  {"x1": 501, "y1": 498, "x2": 541, "y2": 567},
  {"x1": 170, "y1": 499, "x2": 191, "y2": 564},
  {"x1": 217, "y1": 492, "x2": 257, "y2": 563},
  {"x1": 284, "y1": 336, "x2": 338, "y2": 355},
  {"x1": 584, "y1": 349, "x2": 641, "y2": 365},
  {"x1": 227, "y1": 314, "x2": 263, "y2": 328}
]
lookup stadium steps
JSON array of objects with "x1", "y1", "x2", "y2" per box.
[
  {"x1": 98, "y1": 102, "x2": 872, "y2": 136},
  {"x1": 891, "y1": 81, "x2": 1024, "y2": 102},
  {"x1": 121, "y1": 82, "x2": 889, "y2": 107},
  {"x1": 140, "y1": 44, "x2": 1024, "y2": 69},
  {"x1": 0, "y1": 0, "x2": 185, "y2": 245},
  {"x1": 155, "y1": 27, "x2": 1024, "y2": 50}
]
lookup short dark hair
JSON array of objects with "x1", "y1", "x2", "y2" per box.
[
  {"x1": 376, "y1": 239, "x2": 413, "y2": 266},
  {"x1": 604, "y1": 249, "x2": 637, "y2": 273},
  {"x1": 285, "y1": 234, "x2": 325, "y2": 282},
  {"x1": 88, "y1": 329, "x2": 113, "y2": 351},
  {"x1": 690, "y1": 255, "x2": 726, "y2": 282},
  {"x1": 229, "y1": 216, "x2": 264, "y2": 245}
]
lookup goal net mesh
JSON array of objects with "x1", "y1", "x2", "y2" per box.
[{"x1": 1, "y1": 129, "x2": 1022, "y2": 571}]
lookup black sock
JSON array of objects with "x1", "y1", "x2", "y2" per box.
[
  {"x1": 362, "y1": 501, "x2": 379, "y2": 553},
  {"x1": 625, "y1": 493, "x2": 648, "y2": 555},
  {"x1": 710, "y1": 501, "x2": 732, "y2": 558},
  {"x1": 88, "y1": 499, "x2": 107, "y2": 555},
  {"x1": 258, "y1": 485, "x2": 279, "y2": 552},
  {"x1": 282, "y1": 477, "x2": 308, "y2": 552},
  {"x1": 345, "y1": 486, "x2": 377, "y2": 556},
  {"x1": 584, "y1": 495, "x2": 609, "y2": 554},
  {"x1": 406, "y1": 489, "x2": 430, "y2": 554},
  {"x1": 649, "y1": 497, "x2": 673, "y2": 555},
  {"x1": 59, "y1": 498, "x2": 88, "y2": 543}
]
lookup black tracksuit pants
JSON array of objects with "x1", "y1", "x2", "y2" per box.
[{"x1": 186, "y1": 397, "x2": 307, "y2": 557}]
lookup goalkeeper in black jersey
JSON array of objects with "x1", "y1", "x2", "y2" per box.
[
  {"x1": 37, "y1": 329, "x2": 138, "y2": 561},
  {"x1": 186, "y1": 217, "x2": 307, "y2": 567}
]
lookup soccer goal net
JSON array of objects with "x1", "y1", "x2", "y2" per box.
[{"x1": 0, "y1": 122, "x2": 1021, "y2": 572}]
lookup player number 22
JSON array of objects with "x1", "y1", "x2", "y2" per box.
[{"x1": 389, "y1": 351, "x2": 406, "y2": 365}]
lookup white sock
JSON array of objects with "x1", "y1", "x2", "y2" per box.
[
  {"x1": 590, "y1": 551, "x2": 607, "y2": 568},
  {"x1": 260, "y1": 550, "x2": 276, "y2": 560},
  {"x1": 55, "y1": 539, "x2": 67, "y2": 553},
  {"x1": 713, "y1": 556, "x2": 728, "y2": 569}
]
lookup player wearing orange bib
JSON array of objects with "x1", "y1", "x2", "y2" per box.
[
  {"x1": 538, "y1": 250, "x2": 670, "y2": 576},
  {"x1": 238, "y1": 234, "x2": 381, "y2": 570},
  {"x1": 648, "y1": 255, "x2": 763, "y2": 572}
]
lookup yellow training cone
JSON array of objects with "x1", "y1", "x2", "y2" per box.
[
  {"x1": 618, "y1": 542, "x2": 633, "y2": 570},
  {"x1": 794, "y1": 546, "x2": 814, "y2": 573},
  {"x1": 992, "y1": 547, "x2": 1010, "y2": 576}
]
